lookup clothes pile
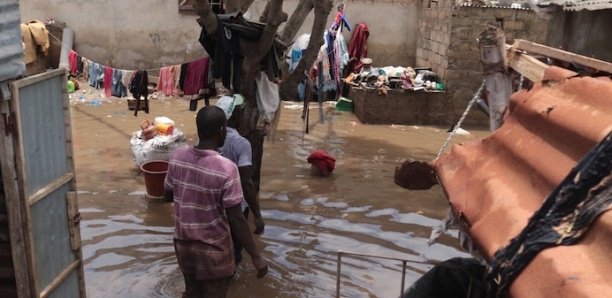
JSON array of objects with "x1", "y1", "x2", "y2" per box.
[{"x1": 344, "y1": 62, "x2": 445, "y2": 95}]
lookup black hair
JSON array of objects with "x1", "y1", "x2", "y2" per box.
[{"x1": 196, "y1": 106, "x2": 226, "y2": 139}]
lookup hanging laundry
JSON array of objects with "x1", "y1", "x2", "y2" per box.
[
  {"x1": 255, "y1": 71, "x2": 280, "y2": 124},
  {"x1": 183, "y1": 58, "x2": 209, "y2": 96},
  {"x1": 130, "y1": 70, "x2": 149, "y2": 116},
  {"x1": 82, "y1": 58, "x2": 89, "y2": 81},
  {"x1": 77, "y1": 54, "x2": 83, "y2": 75},
  {"x1": 104, "y1": 67, "x2": 113, "y2": 97},
  {"x1": 121, "y1": 70, "x2": 134, "y2": 95},
  {"x1": 213, "y1": 22, "x2": 243, "y2": 92},
  {"x1": 20, "y1": 20, "x2": 50, "y2": 64},
  {"x1": 346, "y1": 23, "x2": 369, "y2": 74},
  {"x1": 68, "y1": 50, "x2": 78, "y2": 76},
  {"x1": 173, "y1": 65, "x2": 182, "y2": 94},
  {"x1": 111, "y1": 69, "x2": 126, "y2": 97},
  {"x1": 198, "y1": 13, "x2": 284, "y2": 91},
  {"x1": 88, "y1": 62, "x2": 104, "y2": 88},
  {"x1": 130, "y1": 70, "x2": 149, "y2": 100},
  {"x1": 326, "y1": 4, "x2": 351, "y2": 79},
  {"x1": 179, "y1": 63, "x2": 189, "y2": 92},
  {"x1": 157, "y1": 66, "x2": 178, "y2": 96}
]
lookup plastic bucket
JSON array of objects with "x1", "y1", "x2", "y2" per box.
[{"x1": 140, "y1": 160, "x2": 169, "y2": 198}]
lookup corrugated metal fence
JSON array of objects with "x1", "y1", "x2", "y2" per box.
[{"x1": 0, "y1": 0, "x2": 25, "y2": 82}]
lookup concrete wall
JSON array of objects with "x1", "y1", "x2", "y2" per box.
[
  {"x1": 20, "y1": 0, "x2": 420, "y2": 70},
  {"x1": 546, "y1": 9, "x2": 612, "y2": 63},
  {"x1": 19, "y1": 0, "x2": 205, "y2": 70},
  {"x1": 247, "y1": 0, "x2": 420, "y2": 67},
  {"x1": 417, "y1": 1, "x2": 548, "y2": 125}
]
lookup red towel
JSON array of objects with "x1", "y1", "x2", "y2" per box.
[
  {"x1": 307, "y1": 150, "x2": 336, "y2": 176},
  {"x1": 104, "y1": 67, "x2": 113, "y2": 97},
  {"x1": 68, "y1": 50, "x2": 78, "y2": 76}
]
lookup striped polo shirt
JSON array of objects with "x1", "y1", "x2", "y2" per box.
[{"x1": 164, "y1": 147, "x2": 244, "y2": 244}]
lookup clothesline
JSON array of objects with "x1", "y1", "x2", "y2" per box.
[{"x1": 46, "y1": 30, "x2": 204, "y2": 73}]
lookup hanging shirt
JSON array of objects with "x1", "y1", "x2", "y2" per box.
[
  {"x1": 183, "y1": 58, "x2": 209, "y2": 96},
  {"x1": 111, "y1": 69, "x2": 125, "y2": 97},
  {"x1": 157, "y1": 66, "x2": 178, "y2": 96}
]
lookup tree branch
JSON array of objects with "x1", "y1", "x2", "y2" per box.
[
  {"x1": 279, "y1": 0, "x2": 333, "y2": 99},
  {"x1": 224, "y1": 0, "x2": 240, "y2": 13},
  {"x1": 254, "y1": 0, "x2": 288, "y2": 60},
  {"x1": 259, "y1": 1, "x2": 272, "y2": 23},
  {"x1": 239, "y1": 0, "x2": 256, "y2": 12},
  {"x1": 194, "y1": 0, "x2": 217, "y2": 34},
  {"x1": 280, "y1": 0, "x2": 314, "y2": 43}
]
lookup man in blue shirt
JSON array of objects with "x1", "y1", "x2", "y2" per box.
[{"x1": 217, "y1": 95, "x2": 265, "y2": 265}]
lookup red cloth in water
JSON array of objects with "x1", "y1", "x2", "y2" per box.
[
  {"x1": 307, "y1": 150, "x2": 336, "y2": 176},
  {"x1": 346, "y1": 23, "x2": 369, "y2": 74}
]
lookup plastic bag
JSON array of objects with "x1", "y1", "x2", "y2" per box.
[{"x1": 130, "y1": 128, "x2": 188, "y2": 166}]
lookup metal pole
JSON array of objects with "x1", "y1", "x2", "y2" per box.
[
  {"x1": 336, "y1": 251, "x2": 342, "y2": 298},
  {"x1": 400, "y1": 260, "x2": 407, "y2": 297}
]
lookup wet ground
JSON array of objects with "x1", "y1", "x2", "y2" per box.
[{"x1": 70, "y1": 86, "x2": 483, "y2": 298}]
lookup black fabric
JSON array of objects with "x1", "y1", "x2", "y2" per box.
[
  {"x1": 179, "y1": 63, "x2": 189, "y2": 92},
  {"x1": 130, "y1": 70, "x2": 149, "y2": 116},
  {"x1": 198, "y1": 13, "x2": 283, "y2": 92},
  {"x1": 76, "y1": 55, "x2": 83, "y2": 75},
  {"x1": 403, "y1": 258, "x2": 487, "y2": 298},
  {"x1": 486, "y1": 131, "x2": 612, "y2": 297}
]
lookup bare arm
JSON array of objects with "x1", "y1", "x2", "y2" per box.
[
  {"x1": 227, "y1": 205, "x2": 268, "y2": 278},
  {"x1": 238, "y1": 165, "x2": 265, "y2": 234}
]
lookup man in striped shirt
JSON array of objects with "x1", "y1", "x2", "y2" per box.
[{"x1": 165, "y1": 106, "x2": 268, "y2": 297}]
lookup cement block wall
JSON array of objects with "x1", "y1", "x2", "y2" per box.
[
  {"x1": 546, "y1": 9, "x2": 612, "y2": 63},
  {"x1": 248, "y1": 0, "x2": 421, "y2": 67},
  {"x1": 417, "y1": 2, "x2": 548, "y2": 126},
  {"x1": 20, "y1": 0, "x2": 420, "y2": 70}
]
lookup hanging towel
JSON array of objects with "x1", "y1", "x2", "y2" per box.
[
  {"x1": 255, "y1": 71, "x2": 280, "y2": 123},
  {"x1": 183, "y1": 58, "x2": 209, "y2": 96},
  {"x1": 104, "y1": 67, "x2": 113, "y2": 97},
  {"x1": 68, "y1": 50, "x2": 78, "y2": 76},
  {"x1": 157, "y1": 66, "x2": 177, "y2": 96}
]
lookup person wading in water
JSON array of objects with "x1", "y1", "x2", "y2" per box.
[{"x1": 165, "y1": 106, "x2": 268, "y2": 298}]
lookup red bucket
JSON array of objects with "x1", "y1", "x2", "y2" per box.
[{"x1": 140, "y1": 160, "x2": 169, "y2": 198}]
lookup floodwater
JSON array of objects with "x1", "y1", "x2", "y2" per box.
[{"x1": 70, "y1": 90, "x2": 483, "y2": 298}]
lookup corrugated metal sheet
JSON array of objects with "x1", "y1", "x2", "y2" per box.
[
  {"x1": 541, "y1": 0, "x2": 612, "y2": 11},
  {"x1": 459, "y1": 3, "x2": 532, "y2": 10},
  {"x1": 433, "y1": 67, "x2": 612, "y2": 297},
  {"x1": 0, "y1": 0, "x2": 25, "y2": 82}
]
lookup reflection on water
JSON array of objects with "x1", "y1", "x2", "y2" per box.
[{"x1": 72, "y1": 102, "x2": 483, "y2": 297}]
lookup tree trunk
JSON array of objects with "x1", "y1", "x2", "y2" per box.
[
  {"x1": 278, "y1": 0, "x2": 332, "y2": 100},
  {"x1": 194, "y1": 0, "x2": 331, "y2": 191}
]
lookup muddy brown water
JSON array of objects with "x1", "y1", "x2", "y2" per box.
[{"x1": 70, "y1": 91, "x2": 483, "y2": 298}]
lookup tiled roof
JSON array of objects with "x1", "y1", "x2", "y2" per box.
[
  {"x1": 433, "y1": 67, "x2": 612, "y2": 296},
  {"x1": 540, "y1": 0, "x2": 612, "y2": 10}
]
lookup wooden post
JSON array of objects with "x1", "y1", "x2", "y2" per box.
[
  {"x1": 0, "y1": 92, "x2": 33, "y2": 298},
  {"x1": 479, "y1": 24, "x2": 512, "y2": 131}
]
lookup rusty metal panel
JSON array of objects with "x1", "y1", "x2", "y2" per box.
[
  {"x1": 433, "y1": 71, "x2": 612, "y2": 296},
  {"x1": 0, "y1": 0, "x2": 25, "y2": 82}
]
